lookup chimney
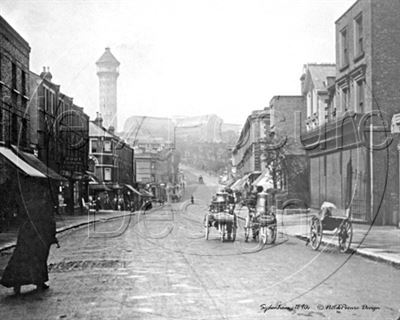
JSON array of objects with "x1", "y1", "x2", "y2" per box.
[
  {"x1": 94, "y1": 112, "x2": 103, "y2": 127},
  {"x1": 39, "y1": 66, "x2": 53, "y2": 81},
  {"x1": 108, "y1": 126, "x2": 115, "y2": 135}
]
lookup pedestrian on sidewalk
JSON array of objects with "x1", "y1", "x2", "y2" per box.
[
  {"x1": 95, "y1": 196, "x2": 101, "y2": 213},
  {"x1": 0, "y1": 180, "x2": 59, "y2": 295}
]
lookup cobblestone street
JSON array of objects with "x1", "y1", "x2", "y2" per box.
[{"x1": 0, "y1": 179, "x2": 399, "y2": 319}]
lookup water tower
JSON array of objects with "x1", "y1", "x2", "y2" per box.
[{"x1": 96, "y1": 47, "x2": 120, "y2": 130}]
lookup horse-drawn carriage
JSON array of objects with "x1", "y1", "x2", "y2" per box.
[
  {"x1": 204, "y1": 192, "x2": 237, "y2": 242},
  {"x1": 244, "y1": 192, "x2": 277, "y2": 244}
]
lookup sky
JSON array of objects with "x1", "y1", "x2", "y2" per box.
[{"x1": 1, "y1": 0, "x2": 355, "y2": 129}]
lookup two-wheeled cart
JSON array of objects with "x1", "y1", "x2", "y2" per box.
[{"x1": 309, "y1": 202, "x2": 353, "y2": 253}]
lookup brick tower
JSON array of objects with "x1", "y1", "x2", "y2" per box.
[{"x1": 96, "y1": 47, "x2": 120, "y2": 130}]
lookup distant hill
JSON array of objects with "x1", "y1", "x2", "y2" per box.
[{"x1": 121, "y1": 114, "x2": 240, "y2": 145}]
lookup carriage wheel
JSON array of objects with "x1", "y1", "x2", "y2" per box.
[
  {"x1": 204, "y1": 215, "x2": 210, "y2": 240},
  {"x1": 244, "y1": 228, "x2": 249, "y2": 242},
  {"x1": 338, "y1": 220, "x2": 353, "y2": 253},
  {"x1": 219, "y1": 224, "x2": 225, "y2": 242},
  {"x1": 259, "y1": 227, "x2": 267, "y2": 245},
  {"x1": 244, "y1": 215, "x2": 250, "y2": 242},
  {"x1": 269, "y1": 226, "x2": 277, "y2": 244},
  {"x1": 310, "y1": 217, "x2": 323, "y2": 250}
]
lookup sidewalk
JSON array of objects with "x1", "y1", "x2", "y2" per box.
[
  {"x1": 0, "y1": 210, "x2": 134, "y2": 252},
  {"x1": 234, "y1": 207, "x2": 400, "y2": 267},
  {"x1": 276, "y1": 210, "x2": 400, "y2": 268}
]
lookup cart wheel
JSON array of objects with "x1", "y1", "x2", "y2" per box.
[
  {"x1": 269, "y1": 226, "x2": 277, "y2": 244},
  {"x1": 310, "y1": 217, "x2": 323, "y2": 250},
  {"x1": 244, "y1": 228, "x2": 249, "y2": 242},
  {"x1": 259, "y1": 227, "x2": 267, "y2": 245},
  {"x1": 231, "y1": 225, "x2": 237, "y2": 242},
  {"x1": 220, "y1": 224, "x2": 225, "y2": 242},
  {"x1": 204, "y1": 215, "x2": 209, "y2": 240},
  {"x1": 338, "y1": 220, "x2": 353, "y2": 253},
  {"x1": 244, "y1": 215, "x2": 250, "y2": 242}
]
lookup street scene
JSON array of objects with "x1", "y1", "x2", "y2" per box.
[{"x1": 1, "y1": 0, "x2": 400, "y2": 319}]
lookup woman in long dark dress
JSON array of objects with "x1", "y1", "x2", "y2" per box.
[{"x1": 0, "y1": 182, "x2": 58, "y2": 294}]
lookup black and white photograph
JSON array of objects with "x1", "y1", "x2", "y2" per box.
[{"x1": 0, "y1": 0, "x2": 399, "y2": 319}]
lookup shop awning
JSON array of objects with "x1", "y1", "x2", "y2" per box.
[
  {"x1": 231, "y1": 171, "x2": 262, "y2": 191},
  {"x1": 124, "y1": 184, "x2": 142, "y2": 196},
  {"x1": 89, "y1": 183, "x2": 111, "y2": 191},
  {"x1": 231, "y1": 173, "x2": 251, "y2": 191},
  {"x1": 252, "y1": 169, "x2": 273, "y2": 190},
  {"x1": 140, "y1": 189, "x2": 154, "y2": 197},
  {"x1": 0, "y1": 146, "x2": 47, "y2": 178},
  {"x1": 15, "y1": 149, "x2": 67, "y2": 181}
]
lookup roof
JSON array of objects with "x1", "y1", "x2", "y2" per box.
[
  {"x1": 89, "y1": 121, "x2": 115, "y2": 138},
  {"x1": 96, "y1": 47, "x2": 120, "y2": 66},
  {"x1": 304, "y1": 64, "x2": 336, "y2": 92}
]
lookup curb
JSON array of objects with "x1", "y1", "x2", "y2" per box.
[
  {"x1": 292, "y1": 234, "x2": 400, "y2": 269},
  {"x1": 0, "y1": 212, "x2": 137, "y2": 253}
]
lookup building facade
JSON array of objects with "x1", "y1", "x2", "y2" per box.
[
  {"x1": 302, "y1": 0, "x2": 400, "y2": 225},
  {"x1": 266, "y1": 96, "x2": 309, "y2": 203},
  {"x1": 88, "y1": 113, "x2": 135, "y2": 209},
  {"x1": 0, "y1": 15, "x2": 30, "y2": 150},
  {"x1": 232, "y1": 110, "x2": 270, "y2": 177},
  {"x1": 96, "y1": 47, "x2": 119, "y2": 131},
  {"x1": 29, "y1": 69, "x2": 90, "y2": 214}
]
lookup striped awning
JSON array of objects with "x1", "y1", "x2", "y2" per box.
[{"x1": 0, "y1": 146, "x2": 46, "y2": 178}]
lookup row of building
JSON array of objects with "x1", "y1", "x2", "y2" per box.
[
  {"x1": 0, "y1": 15, "x2": 179, "y2": 225},
  {"x1": 230, "y1": 0, "x2": 400, "y2": 226}
]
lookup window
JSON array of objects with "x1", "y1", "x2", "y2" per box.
[
  {"x1": 104, "y1": 167, "x2": 111, "y2": 181},
  {"x1": 12, "y1": 63, "x2": 17, "y2": 89},
  {"x1": 21, "y1": 71, "x2": 26, "y2": 95},
  {"x1": 0, "y1": 108, "x2": 3, "y2": 141},
  {"x1": 340, "y1": 28, "x2": 349, "y2": 67},
  {"x1": 341, "y1": 87, "x2": 349, "y2": 111},
  {"x1": 11, "y1": 113, "x2": 18, "y2": 144},
  {"x1": 104, "y1": 140, "x2": 112, "y2": 152},
  {"x1": 91, "y1": 139, "x2": 98, "y2": 153},
  {"x1": 354, "y1": 14, "x2": 364, "y2": 57},
  {"x1": 21, "y1": 118, "x2": 27, "y2": 147},
  {"x1": 356, "y1": 80, "x2": 365, "y2": 113}
]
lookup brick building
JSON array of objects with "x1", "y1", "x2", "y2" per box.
[
  {"x1": 301, "y1": 0, "x2": 400, "y2": 225},
  {"x1": 88, "y1": 113, "x2": 135, "y2": 209},
  {"x1": 0, "y1": 15, "x2": 69, "y2": 227},
  {"x1": 266, "y1": 96, "x2": 309, "y2": 203},
  {"x1": 29, "y1": 69, "x2": 90, "y2": 214},
  {"x1": 0, "y1": 15, "x2": 30, "y2": 149}
]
